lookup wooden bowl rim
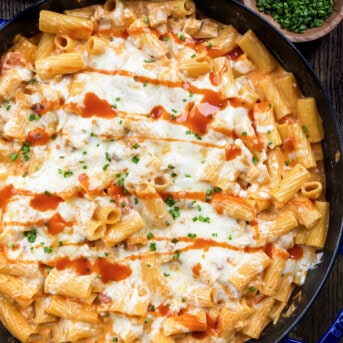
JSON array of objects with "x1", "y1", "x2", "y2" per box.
[{"x1": 242, "y1": 0, "x2": 343, "y2": 42}]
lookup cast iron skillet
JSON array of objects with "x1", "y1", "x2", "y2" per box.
[{"x1": 0, "y1": 1, "x2": 342, "y2": 342}]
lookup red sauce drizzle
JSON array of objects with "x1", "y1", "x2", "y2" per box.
[
  {"x1": 284, "y1": 137, "x2": 295, "y2": 151},
  {"x1": 26, "y1": 128, "x2": 50, "y2": 146},
  {"x1": 226, "y1": 46, "x2": 244, "y2": 61},
  {"x1": 176, "y1": 91, "x2": 227, "y2": 135},
  {"x1": 54, "y1": 256, "x2": 132, "y2": 283},
  {"x1": 94, "y1": 258, "x2": 132, "y2": 283},
  {"x1": 225, "y1": 144, "x2": 242, "y2": 161},
  {"x1": 192, "y1": 313, "x2": 218, "y2": 339},
  {"x1": 30, "y1": 193, "x2": 63, "y2": 211},
  {"x1": 150, "y1": 105, "x2": 166, "y2": 119},
  {"x1": 47, "y1": 213, "x2": 73, "y2": 235},
  {"x1": 157, "y1": 304, "x2": 171, "y2": 316},
  {"x1": 192, "y1": 263, "x2": 202, "y2": 277},
  {"x1": 176, "y1": 313, "x2": 207, "y2": 332},
  {"x1": 264, "y1": 243, "x2": 274, "y2": 259},
  {"x1": 0, "y1": 185, "x2": 14, "y2": 209},
  {"x1": 82, "y1": 92, "x2": 117, "y2": 119},
  {"x1": 287, "y1": 245, "x2": 304, "y2": 260},
  {"x1": 56, "y1": 257, "x2": 92, "y2": 275}
]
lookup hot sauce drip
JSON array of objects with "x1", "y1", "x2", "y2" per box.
[
  {"x1": 226, "y1": 46, "x2": 244, "y2": 61},
  {"x1": 177, "y1": 91, "x2": 227, "y2": 135},
  {"x1": 30, "y1": 193, "x2": 63, "y2": 211},
  {"x1": 287, "y1": 245, "x2": 304, "y2": 260},
  {"x1": 82, "y1": 92, "x2": 117, "y2": 119},
  {"x1": 192, "y1": 313, "x2": 219, "y2": 339},
  {"x1": 192, "y1": 263, "x2": 202, "y2": 277},
  {"x1": 0, "y1": 185, "x2": 14, "y2": 209},
  {"x1": 225, "y1": 144, "x2": 242, "y2": 161},
  {"x1": 54, "y1": 256, "x2": 132, "y2": 283},
  {"x1": 30, "y1": 193, "x2": 63, "y2": 212},
  {"x1": 150, "y1": 105, "x2": 166, "y2": 119},
  {"x1": 46, "y1": 213, "x2": 73, "y2": 235},
  {"x1": 26, "y1": 128, "x2": 50, "y2": 146},
  {"x1": 94, "y1": 258, "x2": 132, "y2": 283}
]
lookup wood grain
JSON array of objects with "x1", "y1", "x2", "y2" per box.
[{"x1": 0, "y1": 2, "x2": 342, "y2": 343}]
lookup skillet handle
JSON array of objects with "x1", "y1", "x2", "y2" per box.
[
  {"x1": 283, "y1": 309, "x2": 343, "y2": 343},
  {"x1": 0, "y1": 19, "x2": 9, "y2": 27},
  {"x1": 318, "y1": 309, "x2": 343, "y2": 343}
]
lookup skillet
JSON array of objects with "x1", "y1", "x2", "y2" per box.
[{"x1": 0, "y1": 0, "x2": 342, "y2": 342}]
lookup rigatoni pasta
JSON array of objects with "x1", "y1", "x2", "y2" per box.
[{"x1": 0, "y1": 1, "x2": 329, "y2": 342}]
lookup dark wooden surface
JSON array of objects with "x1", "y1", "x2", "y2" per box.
[{"x1": 0, "y1": 1, "x2": 342, "y2": 342}]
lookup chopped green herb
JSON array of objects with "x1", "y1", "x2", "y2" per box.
[
  {"x1": 29, "y1": 113, "x2": 41, "y2": 121},
  {"x1": 185, "y1": 174, "x2": 191, "y2": 178},
  {"x1": 165, "y1": 195, "x2": 176, "y2": 207},
  {"x1": 131, "y1": 156, "x2": 140, "y2": 164},
  {"x1": 104, "y1": 252, "x2": 109, "y2": 257},
  {"x1": 249, "y1": 286, "x2": 256, "y2": 292},
  {"x1": 149, "y1": 242, "x2": 157, "y2": 251},
  {"x1": 168, "y1": 164, "x2": 175, "y2": 169},
  {"x1": 63, "y1": 171, "x2": 73, "y2": 178},
  {"x1": 111, "y1": 104, "x2": 117, "y2": 109},
  {"x1": 133, "y1": 143, "x2": 140, "y2": 149},
  {"x1": 187, "y1": 233, "x2": 197, "y2": 239},
  {"x1": 143, "y1": 81, "x2": 148, "y2": 87},
  {"x1": 10, "y1": 152, "x2": 19, "y2": 161},
  {"x1": 144, "y1": 58, "x2": 156, "y2": 63},
  {"x1": 163, "y1": 272, "x2": 170, "y2": 277},
  {"x1": 169, "y1": 206, "x2": 180, "y2": 220},
  {"x1": 144, "y1": 317, "x2": 150, "y2": 324},
  {"x1": 228, "y1": 235, "x2": 232, "y2": 240},
  {"x1": 147, "y1": 232, "x2": 154, "y2": 239},
  {"x1": 103, "y1": 163, "x2": 110, "y2": 170},
  {"x1": 206, "y1": 42, "x2": 212, "y2": 49},
  {"x1": 171, "y1": 109, "x2": 177, "y2": 114},
  {"x1": 23, "y1": 229, "x2": 37, "y2": 243},
  {"x1": 179, "y1": 33, "x2": 185, "y2": 41},
  {"x1": 173, "y1": 250, "x2": 181, "y2": 259},
  {"x1": 189, "y1": 92, "x2": 194, "y2": 97},
  {"x1": 43, "y1": 246, "x2": 53, "y2": 254},
  {"x1": 252, "y1": 156, "x2": 258, "y2": 165},
  {"x1": 59, "y1": 241, "x2": 64, "y2": 247},
  {"x1": 28, "y1": 78, "x2": 36, "y2": 85},
  {"x1": 143, "y1": 16, "x2": 149, "y2": 24},
  {"x1": 213, "y1": 186, "x2": 222, "y2": 193},
  {"x1": 44, "y1": 190, "x2": 52, "y2": 197},
  {"x1": 162, "y1": 36, "x2": 169, "y2": 41},
  {"x1": 191, "y1": 53, "x2": 196, "y2": 58},
  {"x1": 112, "y1": 337, "x2": 119, "y2": 342},
  {"x1": 242, "y1": 131, "x2": 248, "y2": 136},
  {"x1": 181, "y1": 297, "x2": 186, "y2": 302},
  {"x1": 302, "y1": 125, "x2": 308, "y2": 133},
  {"x1": 171, "y1": 238, "x2": 178, "y2": 244},
  {"x1": 212, "y1": 233, "x2": 218, "y2": 237}
]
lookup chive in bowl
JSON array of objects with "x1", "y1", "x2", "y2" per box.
[{"x1": 242, "y1": 0, "x2": 343, "y2": 42}]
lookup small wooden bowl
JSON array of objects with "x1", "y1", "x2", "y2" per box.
[{"x1": 242, "y1": 0, "x2": 343, "y2": 42}]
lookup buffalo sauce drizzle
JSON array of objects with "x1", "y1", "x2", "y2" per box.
[
  {"x1": 82, "y1": 92, "x2": 118, "y2": 118},
  {"x1": 47, "y1": 213, "x2": 73, "y2": 235},
  {"x1": 0, "y1": 184, "x2": 14, "y2": 209},
  {"x1": 287, "y1": 245, "x2": 304, "y2": 260},
  {"x1": 29, "y1": 193, "x2": 63, "y2": 211},
  {"x1": 54, "y1": 256, "x2": 132, "y2": 283},
  {"x1": 26, "y1": 128, "x2": 50, "y2": 146}
]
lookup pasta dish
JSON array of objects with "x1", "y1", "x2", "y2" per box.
[{"x1": 0, "y1": 0, "x2": 329, "y2": 342}]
